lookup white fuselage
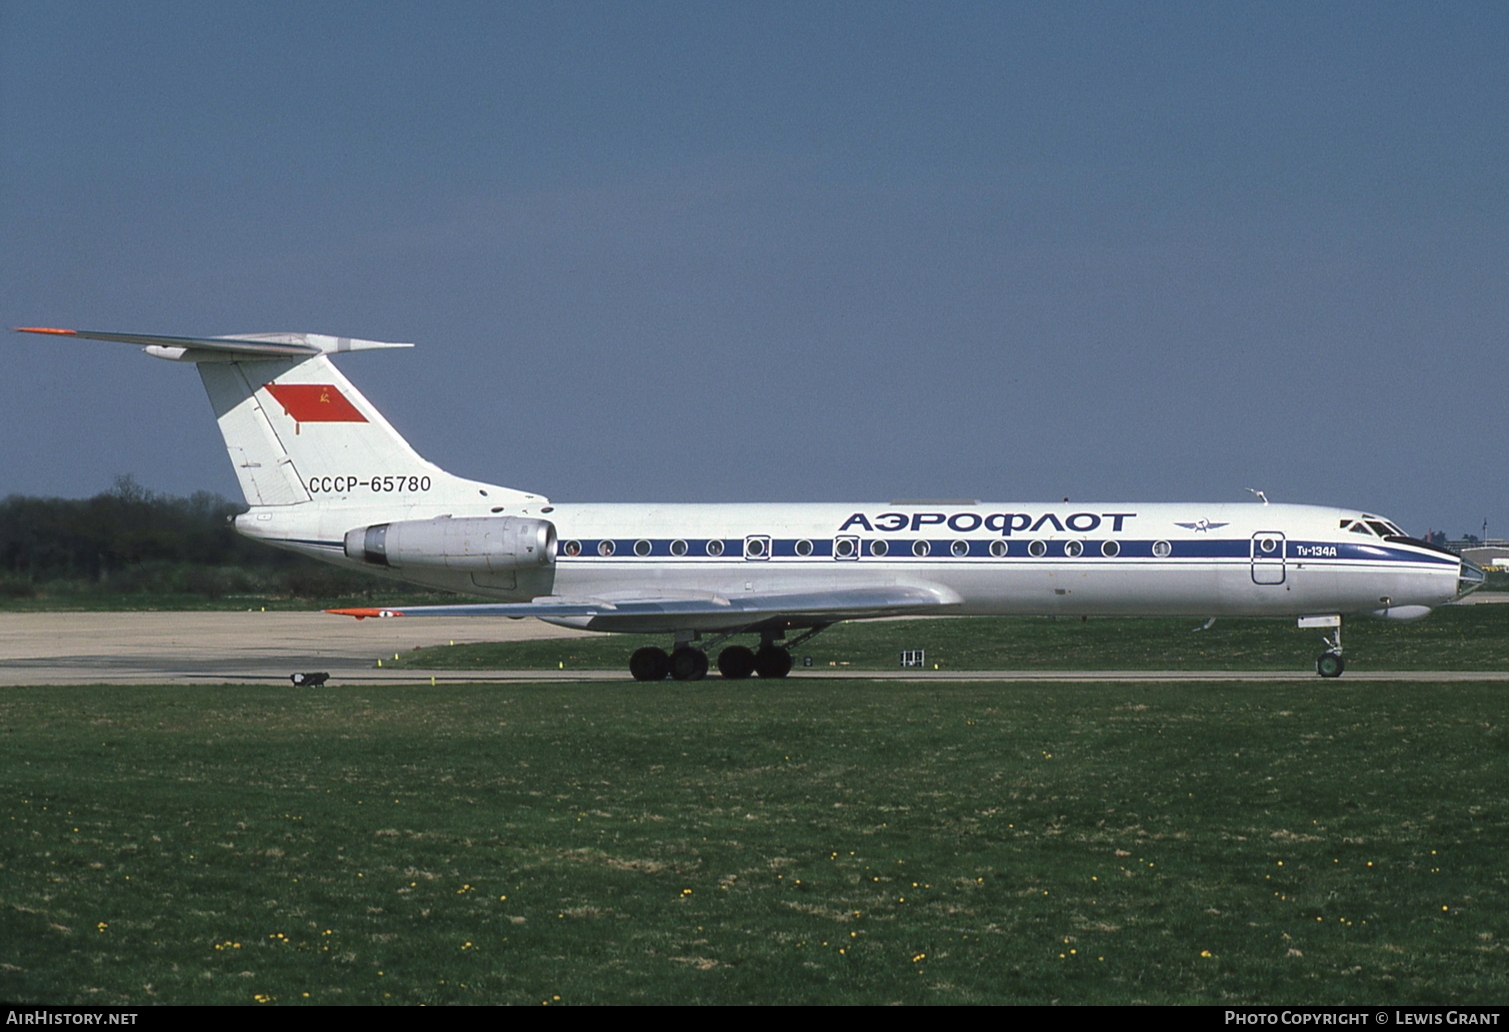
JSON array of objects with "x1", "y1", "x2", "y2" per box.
[
  {"x1": 32, "y1": 325, "x2": 1473, "y2": 662},
  {"x1": 238, "y1": 499, "x2": 1468, "y2": 626}
]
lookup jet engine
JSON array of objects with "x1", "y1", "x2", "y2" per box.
[{"x1": 344, "y1": 516, "x2": 556, "y2": 595}]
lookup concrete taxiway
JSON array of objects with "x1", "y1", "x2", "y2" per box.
[
  {"x1": 1, "y1": 611, "x2": 1506, "y2": 686},
  {"x1": 0, "y1": 610, "x2": 596, "y2": 685}
]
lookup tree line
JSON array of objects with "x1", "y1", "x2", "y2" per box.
[{"x1": 0, "y1": 476, "x2": 383, "y2": 599}]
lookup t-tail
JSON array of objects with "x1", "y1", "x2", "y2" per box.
[{"x1": 13, "y1": 327, "x2": 545, "y2": 516}]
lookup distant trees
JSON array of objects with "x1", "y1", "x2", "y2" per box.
[
  {"x1": 0, "y1": 476, "x2": 244, "y2": 582},
  {"x1": 0, "y1": 477, "x2": 387, "y2": 599}
]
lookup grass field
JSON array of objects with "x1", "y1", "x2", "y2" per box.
[
  {"x1": 385, "y1": 601, "x2": 1509, "y2": 673},
  {"x1": 3, "y1": 680, "x2": 1507, "y2": 1005}
]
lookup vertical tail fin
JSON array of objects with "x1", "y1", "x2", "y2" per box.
[
  {"x1": 199, "y1": 354, "x2": 459, "y2": 506},
  {"x1": 14, "y1": 328, "x2": 544, "y2": 509},
  {"x1": 198, "y1": 358, "x2": 314, "y2": 506},
  {"x1": 199, "y1": 352, "x2": 544, "y2": 510}
]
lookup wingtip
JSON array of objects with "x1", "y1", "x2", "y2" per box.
[
  {"x1": 14, "y1": 326, "x2": 77, "y2": 336},
  {"x1": 326, "y1": 607, "x2": 403, "y2": 619}
]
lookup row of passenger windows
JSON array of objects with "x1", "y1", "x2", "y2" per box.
[{"x1": 560, "y1": 538, "x2": 1175, "y2": 558}]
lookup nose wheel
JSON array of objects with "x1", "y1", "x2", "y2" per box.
[{"x1": 1315, "y1": 621, "x2": 1345, "y2": 678}]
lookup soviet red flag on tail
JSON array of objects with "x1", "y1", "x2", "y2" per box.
[{"x1": 262, "y1": 383, "x2": 368, "y2": 423}]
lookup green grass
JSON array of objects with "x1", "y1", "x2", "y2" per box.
[
  {"x1": 387, "y1": 602, "x2": 1509, "y2": 673},
  {"x1": 3, "y1": 681, "x2": 1508, "y2": 1005}
]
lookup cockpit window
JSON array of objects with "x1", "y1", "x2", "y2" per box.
[
  {"x1": 1366, "y1": 521, "x2": 1392, "y2": 537},
  {"x1": 1344, "y1": 521, "x2": 1374, "y2": 536}
]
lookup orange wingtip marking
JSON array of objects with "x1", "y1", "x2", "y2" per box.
[
  {"x1": 326, "y1": 607, "x2": 403, "y2": 619},
  {"x1": 13, "y1": 327, "x2": 77, "y2": 335}
]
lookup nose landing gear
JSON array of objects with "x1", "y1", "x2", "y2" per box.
[
  {"x1": 1306, "y1": 616, "x2": 1346, "y2": 678},
  {"x1": 1316, "y1": 651, "x2": 1345, "y2": 678}
]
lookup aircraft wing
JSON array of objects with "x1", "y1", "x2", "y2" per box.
[{"x1": 328, "y1": 585, "x2": 961, "y2": 633}]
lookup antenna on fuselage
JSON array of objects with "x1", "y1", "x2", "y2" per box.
[{"x1": 1245, "y1": 488, "x2": 1269, "y2": 505}]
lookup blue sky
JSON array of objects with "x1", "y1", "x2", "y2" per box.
[{"x1": 3, "y1": 1, "x2": 1506, "y2": 537}]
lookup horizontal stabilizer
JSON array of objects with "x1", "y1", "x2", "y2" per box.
[{"x1": 14, "y1": 327, "x2": 413, "y2": 360}]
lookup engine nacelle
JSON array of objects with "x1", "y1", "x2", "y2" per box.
[{"x1": 344, "y1": 516, "x2": 556, "y2": 586}]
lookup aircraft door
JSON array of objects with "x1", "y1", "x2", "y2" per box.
[{"x1": 1251, "y1": 532, "x2": 1286, "y2": 585}]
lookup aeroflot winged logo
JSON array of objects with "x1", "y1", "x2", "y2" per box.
[
  {"x1": 839, "y1": 510, "x2": 1137, "y2": 535},
  {"x1": 262, "y1": 383, "x2": 367, "y2": 423},
  {"x1": 1175, "y1": 519, "x2": 1230, "y2": 533}
]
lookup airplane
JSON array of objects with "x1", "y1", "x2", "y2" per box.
[{"x1": 16, "y1": 326, "x2": 1486, "y2": 680}]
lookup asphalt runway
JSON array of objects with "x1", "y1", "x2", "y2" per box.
[{"x1": 3, "y1": 611, "x2": 1508, "y2": 686}]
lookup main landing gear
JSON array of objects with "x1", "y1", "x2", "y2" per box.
[
  {"x1": 627, "y1": 625, "x2": 826, "y2": 681},
  {"x1": 628, "y1": 643, "x2": 791, "y2": 681}
]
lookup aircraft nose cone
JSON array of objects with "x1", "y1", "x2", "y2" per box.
[{"x1": 1456, "y1": 558, "x2": 1487, "y2": 599}]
